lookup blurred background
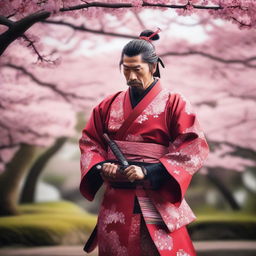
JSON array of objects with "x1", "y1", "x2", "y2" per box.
[{"x1": 0, "y1": 1, "x2": 255, "y2": 255}]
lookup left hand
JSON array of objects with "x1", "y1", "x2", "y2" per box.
[
  {"x1": 123, "y1": 165, "x2": 145, "y2": 182},
  {"x1": 100, "y1": 162, "x2": 119, "y2": 180}
]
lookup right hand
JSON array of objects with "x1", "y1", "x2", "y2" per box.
[
  {"x1": 123, "y1": 165, "x2": 145, "y2": 182},
  {"x1": 101, "y1": 162, "x2": 119, "y2": 179}
]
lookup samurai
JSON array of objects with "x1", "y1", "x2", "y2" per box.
[{"x1": 78, "y1": 28, "x2": 209, "y2": 256}]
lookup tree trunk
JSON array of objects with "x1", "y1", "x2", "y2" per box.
[
  {"x1": 20, "y1": 137, "x2": 67, "y2": 203},
  {"x1": 206, "y1": 169, "x2": 241, "y2": 210},
  {"x1": 0, "y1": 144, "x2": 38, "y2": 216}
]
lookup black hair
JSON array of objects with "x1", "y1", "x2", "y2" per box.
[{"x1": 119, "y1": 29, "x2": 165, "y2": 78}]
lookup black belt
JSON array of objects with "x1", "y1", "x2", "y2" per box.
[{"x1": 108, "y1": 180, "x2": 152, "y2": 189}]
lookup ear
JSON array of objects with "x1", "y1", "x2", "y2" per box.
[{"x1": 150, "y1": 63, "x2": 157, "y2": 74}]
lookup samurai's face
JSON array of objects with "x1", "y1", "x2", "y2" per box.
[{"x1": 122, "y1": 54, "x2": 156, "y2": 92}]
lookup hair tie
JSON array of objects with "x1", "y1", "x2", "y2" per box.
[{"x1": 139, "y1": 28, "x2": 161, "y2": 42}]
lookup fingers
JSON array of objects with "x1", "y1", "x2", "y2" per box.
[
  {"x1": 123, "y1": 165, "x2": 144, "y2": 181},
  {"x1": 124, "y1": 170, "x2": 136, "y2": 182},
  {"x1": 100, "y1": 164, "x2": 145, "y2": 182},
  {"x1": 102, "y1": 163, "x2": 118, "y2": 178}
]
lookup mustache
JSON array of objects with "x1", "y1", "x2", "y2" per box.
[{"x1": 127, "y1": 80, "x2": 142, "y2": 86}]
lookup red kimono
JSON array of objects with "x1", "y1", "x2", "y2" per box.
[{"x1": 79, "y1": 80, "x2": 209, "y2": 256}]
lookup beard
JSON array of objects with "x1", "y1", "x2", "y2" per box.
[
  {"x1": 127, "y1": 80, "x2": 142, "y2": 86},
  {"x1": 127, "y1": 81, "x2": 145, "y2": 95}
]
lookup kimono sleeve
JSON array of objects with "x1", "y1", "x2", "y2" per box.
[
  {"x1": 79, "y1": 92, "x2": 121, "y2": 201},
  {"x1": 159, "y1": 93, "x2": 209, "y2": 206}
]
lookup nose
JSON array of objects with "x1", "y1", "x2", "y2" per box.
[{"x1": 129, "y1": 71, "x2": 137, "y2": 81}]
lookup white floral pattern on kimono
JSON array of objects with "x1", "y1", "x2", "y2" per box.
[
  {"x1": 156, "y1": 200, "x2": 196, "y2": 232},
  {"x1": 108, "y1": 92, "x2": 125, "y2": 131},
  {"x1": 128, "y1": 215, "x2": 140, "y2": 246},
  {"x1": 125, "y1": 133, "x2": 144, "y2": 142},
  {"x1": 98, "y1": 206, "x2": 128, "y2": 256},
  {"x1": 154, "y1": 229, "x2": 173, "y2": 251},
  {"x1": 166, "y1": 138, "x2": 207, "y2": 176},
  {"x1": 166, "y1": 117, "x2": 208, "y2": 176},
  {"x1": 179, "y1": 93, "x2": 194, "y2": 115},
  {"x1": 79, "y1": 135, "x2": 106, "y2": 173},
  {"x1": 135, "y1": 89, "x2": 169, "y2": 124},
  {"x1": 176, "y1": 249, "x2": 191, "y2": 256}
]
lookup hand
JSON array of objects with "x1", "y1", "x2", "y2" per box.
[
  {"x1": 123, "y1": 165, "x2": 145, "y2": 182},
  {"x1": 101, "y1": 163, "x2": 119, "y2": 179}
]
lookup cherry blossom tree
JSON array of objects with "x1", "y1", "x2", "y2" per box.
[
  {"x1": 0, "y1": 79, "x2": 77, "y2": 214},
  {"x1": 0, "y1": 0, "x2": 256, "y2": 59},
  {"x1": 0, "y1": 1, "x2": 255, "y2": 215},
  {"x1": 159, "y1": 20, "x2": 256, "y2": 210}
]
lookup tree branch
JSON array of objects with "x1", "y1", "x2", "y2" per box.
[
  {"x1": 0, "y1": 16, "x2": 14, "y2": 27},
  {"x1": 2, "y1": 63, "x2": 94, "y2": 102},
  {"x1": 195, "y1": 100, "x2": 217, "y2": 108},
  {"x1": 0, "y1": 122, "x2": 18, "y2": 150},
  {"x1": 21, "y1": 34, "x2": 52, "y2": 62},
  {"x1": 208, "y1": 140, "x2": 256, "y2": 162},
  {"x1": 0, "y1": 120, "x2": 62, "y2": 150},
  {"x1": 0, "y1": 94, "x2": 34, "y2": 110},
  {"x1": 54, "y1": 1, "x2": 255, "y2": 29},
  {"x1": 132, "y1": 11, "x2": 146, "y2": 30},
  {"x1": 160, "y1": 51, "x2": 256, "y2": 69},
  {"x1": 0, "y1": 1, "x2": 251, "y2": 57},
  {"x1": 208, "y1": 113, "x2": 254, "y2": 135},
  {"x1": 41, "y1": 19, "x2": 256, "y2": 68},
  {"x1": 231, "y1": 17, "x2": 251, "y2": 28},
  {"x1": 0, "y1": 11, "x2": 51, "y2": 56},
  {"x1": 41, "y1": 19, "x2": 137, "y2": 39},
  {"x1": 224, "y1": 89, "x2": 256, "y2": 101},
  {"x1": 0, "y1": 144, "x2": 20, "y2": 150},
  {"x1": 58, "y1": 1, "x2": 222, "y2": 12}
]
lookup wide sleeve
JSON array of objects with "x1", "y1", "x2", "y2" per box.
[
  {"x1": 158, "y1": 93, "x2": 209, "y2": 206},
  {"x1": 79, "y1": 92, "x2": 121, "y2": 201},
  {"x1": 144, "y1": 163, "x2": 169, "y2": 189}
]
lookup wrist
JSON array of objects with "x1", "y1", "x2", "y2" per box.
[{"x1": 141, "y1": 166, "x2": 148, "y2": 179}]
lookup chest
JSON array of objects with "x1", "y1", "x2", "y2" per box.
[{"x1": 106, "y1": 90, "x2": 171, "y2": 145}]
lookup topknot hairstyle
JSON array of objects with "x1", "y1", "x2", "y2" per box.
[{"x1": 119, "y1": 29, "x2": 164, "y2": 78}]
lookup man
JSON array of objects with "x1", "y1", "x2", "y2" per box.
[{"x1": 79, "y1": 29, "x2": 209, "y2": 256}]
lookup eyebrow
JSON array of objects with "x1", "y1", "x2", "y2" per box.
[{"x1": 123, "y1": 65, "x2": 141, "y2": 69}]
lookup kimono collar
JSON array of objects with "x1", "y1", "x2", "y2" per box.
[{"x1": 129, "y1": 78, "x2": 158, "y2": 108}]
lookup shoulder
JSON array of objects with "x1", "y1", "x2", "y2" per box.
[
  {"x1": 166, "y1": 90, "x2": 194, "y2": 115},
  {"x1": 92, "y1": 91, "x2": 124, "y2": 119},
  {"x1": 95, "y1": 91, "x2": 123, "y2": 109},
  {"x1": 167, "y1": 90, "x2": 191, "y2": 104}
]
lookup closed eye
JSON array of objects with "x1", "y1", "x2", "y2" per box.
[{"x1": 123, "y1": 65, "x2": 141, "y2": 72}]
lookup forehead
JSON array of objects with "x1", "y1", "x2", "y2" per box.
[{"x1": 122, "y1": 54, "x2": 146, "y2": 67}]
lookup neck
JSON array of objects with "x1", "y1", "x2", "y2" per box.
[{"x1": 144, "y1": 77, "x2": 155, "y2": 90}]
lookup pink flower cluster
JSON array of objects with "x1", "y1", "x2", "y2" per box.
[
  {"x1": 174, "y1": 0, "x2": 256, "y2": 28},
  {"x1": 1, "y1": 0, "x2": 255, "y2": 29}
]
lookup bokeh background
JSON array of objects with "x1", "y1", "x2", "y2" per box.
[{"x1": 0, "y1": 1, "x2": 255, "y2": 255}]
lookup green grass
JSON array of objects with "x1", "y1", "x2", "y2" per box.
[
  {"x1": 0, "y1": 201, "x2": 97, "y2": 246},
  {"x1": 189, "y1": 208, "x2": 256, "y2": 240},
  {"x1": 1, "y1": 201, "x2": 255, "y2": 246}
]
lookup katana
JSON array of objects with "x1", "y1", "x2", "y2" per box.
[{"x1": 96, "y1": 133, "x2": 129, "y2": 173}]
